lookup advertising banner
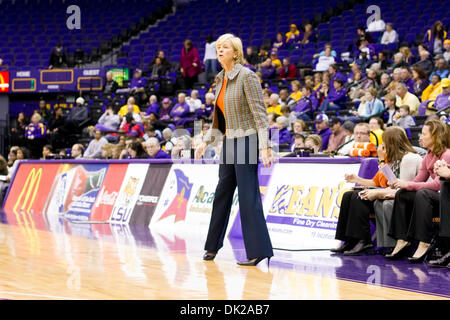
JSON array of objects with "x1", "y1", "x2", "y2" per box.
[
  {"x1": 43, "y1": 163, "x2": 108, "y2": 222},
  {"x1": 262, "y1": 163, "x2": 360, "y2": 250},
  {"x1": 150, "y1": 164, "x2": 239, "y2": 237},
  {"x1": 108, "y1": 163, "x2": 149, "y2": 224}
]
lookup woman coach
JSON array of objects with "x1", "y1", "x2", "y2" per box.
[{"x1": 195, "y1": 34, "x2": 274, "y2": 266}]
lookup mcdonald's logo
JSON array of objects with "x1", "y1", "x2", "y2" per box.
[
  {"x1": 0, "y1": 71, "x2": 10, "y2": 92},
  {"x1": 13, "y1": 167, "x2": 42, "y2": 213}
]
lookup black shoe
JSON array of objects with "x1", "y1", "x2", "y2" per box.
[
  {"x1": 408, "y1": 244, "x2": 433, "y2": 264},
  {"x1": 203, "y1": 252, "x2": 217, "y2": 261},
  {"x1": 428, "y1": 251, "x2": 450, "y2": 268},
  {"x1": 330, "y1": 241, "x2": 354, "y2": 254},
  {"x1": 385, "y1": 243, "x2": 411, "y2": 260},
  {"x1": 343, "y1": 240, "x2": 374, "y2": 256},
  {"x1": 237, "y1": 257, "x2": 271, "y2": 267}
]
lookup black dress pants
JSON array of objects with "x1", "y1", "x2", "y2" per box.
[
  {"x1": 204, "y1": 134, "x2": 274, "y2": 259},
  {"x1": 334, "y1": 190, "x2": 374, "y2": 243},
  {"x1": 439, "y1": 181, "x2": 450, "y2": 238},
  {"x1": 389, "y1": 188, "x2": 440, "y2": 243}
]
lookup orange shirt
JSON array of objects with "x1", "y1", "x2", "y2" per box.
[{"x1": 216, "y1": 77, "x2": 227, "y2": 135}]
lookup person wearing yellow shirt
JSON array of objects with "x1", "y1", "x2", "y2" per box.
[
  {"x1": 118, "y1": 96, "x2": 140, "y2": 118},
  {"x1": 267, "y1": 93, "x2": 282, "y2": 116},
  {"x1": 270, "y1": 51, "x2": 282, "y2": 70},
  {"x1": 421, "y1": 74, "x2": 443, "y2": 102},
  {"x1": 285, "y1": 24, "x2": 300, "y2": 46},
  {"x1": 395, "y1": 82, "x2": 420, "y2": 115},
  {"x1": 369, "y1": 117, "x2": 384, "y2": 146},
  {"x1": 289, "y1": 80, "x2": 303, "y2": 102}
]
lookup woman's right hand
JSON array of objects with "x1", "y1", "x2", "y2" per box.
[
  {"x1": 195, "y1": 142, "x2": 207, "y2": 159},
  {"x1": 345, "y1": 173, "x2": 359, "y2": 184}
]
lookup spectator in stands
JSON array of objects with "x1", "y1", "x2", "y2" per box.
[
  {"x1": 429, "y1": 57, "x2": 449, "y2": 82},
  {"x1": 423, "y1": 20, "x2": 448, "y2": 56},
  {"x1": 258, "y1": 58, "x2": 276, "y2": 80},
  {"x1": 279, "y1": 57, "x2": 297, "y2": 80},
  {"x1": 70, "y1": 144, "x2": 84, "y2": 159},
  {"x1": 269, "y1": 51, "x2": 282, "y2": 71},
  {"x1": 119, "y1": 96, "x2": 140, "y2": 118},
  {"x1": 432, "y1": 78, "x2": 450, "y2": 112},
  {"x1": 331, "y1": 126, "x2": 422, "y2": 255},
  {"x1": 119, "y1": 103, "x2": 142, "y2": 128},
  {"x1": 411, "y1": 66, "x2": 429, "y2": 97},
  {"x1": 387, "y1": 119, "x2": 450, "y2": 262},
  {"x1": 355, "y1": 26, "x2": 373, "y2": 48},
  {"x1": 393, "y1": 105, "x2": 416, "y2": 129},
  {"x1": 325, "y1": 117, "x2": 347, "y2": 152},
  {"x1": 366, "y1": 14, "x2": 385, "y2": 32},
  {"x1": 395, "y1": 82, "x2": 420, "y2": 116},
  {"x1": 278, "y1": 88, "x2": 293, "y2": 108},
  {"x1": 289, "y1": 80, "x2": 302, "y2": 103},
  {"x1": 383, "y1": 93, "x2": 399, "y2": 126},
  {"x1": 354, "y1": 51, "x2": 371, "y2": 72},
  {"x1": 274, "y1": 116, "x2": 291, "y2": 146},
  {"x1": 128, "y1": 68, "x2": 148, "y2": 104},
  {"x1": 399, "y1": 46, "x2": 414, "y2": 65},
  {"x1": 245, "y1": 46, "x2": 259, "y2": 66},
  {"x1": 180, "y1": 39, "x2": 202, "y2": 89},
  {"x1": 160, "y1": 127, "x2": 177, "y2": 154},
  {"x1": 369, "y1": 117, "x2": 384, "y2": 146},
  {"x1": 305, "y1": 134, "x2": 322, "y2": 154},
  {"x1": 83, "y1": 129, "x2": 109, "y2": 159},
  {"x1": 444, "y1": 39, "x2": 450, "y2": 63},
  {"x1": 170, "y1": 92, "x2": 190, "y2": 125},
  {"x1": 171, "y1": 134, "x2": 191, "y2": 159},
  {"x1": 35, "y1": 99, "x2": 51, "y2": 124},
  {"x1": 149, "y1": 50, "x2": 172, "y2": 74},
  {"x1": 290, "y1": 119, "x2": 307, "y2": 144},
  {"x1": 149, "y1": 57, "x2": 166, "y2": 79},
  {"x1": 380, "y1": 23, "x2": 398, "y2": 45},
  {"x1": 319, "y1": 78, "x2": 347, "y2": 111},
  {"x1": 103, "y1": 71, "x2": 119, "y2": 94},
  {"x1": 352, "y1": 87, "x2": 384, "y2": 120},
  {"x1": 313, "y1": 43, "x2": 338, "y2": 60},
  {"x1": 290, "y1": 133, "x2": 306, "y2": 152},
  {"x1": 126, "y1": 141, "x2": 148, "y2": 159},
  {"x1": 266, "y1": 93, "x2": 282, "y2": 116},
  {"x1": 315, "y1": 45, "x2": 335, "y2": 72},
  {"x1": 412, "y1": 50, "x2": 434, "y2": 76},
  {"x1": 158, "y1": 97, "x2": 173, "y2": 124},
  {"x1": 378, "y1": 72, "x2": 392, "y2": 97},
  {"x1": 298, "y1": 23, "x2": 316, "y2": 45},
  {"x1": 145, "y1": 137, "x2": 170, "y2": 159},
  {"x1": 400, "y1": 67, "x2": 415, "y2": 93},
  {"x1": 48, "y1": 43, "x2": 67, "y2": 69},
  {"x1": 422, "y1": 74, "x2": 443, "y2": 102},
  {"x1": 144, "y1": 95, "x2": 160, "y2": 117},
  {"x1": 204, "y1": 35, "x2": 218, "y2": 84},
  {"x1": 120, "y1": 112, "x2": 144, "y2": 138},
  {"x1": 337, "y1": 122, "x2": 371, "y2": 156},
  {"x1": 41, "y1": 145, "x2": 55, "y2": 160},
  {"x1": 272, "y1": 33, "x2": 285, "y2": 52},
  {"x1": 285, "y1": 24, "x2": 300, "y2": 47},
  {"x1": 314, "y1": 114, "x2": 332, "y2": 151},
  {"x1": 376, "y1": 51, "x2": 390, "y2": 71},
  {"x1": 10, "y1": 112, "x2": 27, "y2": 147},
  {"x1": 194, "y1": 92, "x2": 215, "y2": 120},
  {"x1": 186, "y1": 89, "x2": 202, "y2": 113},
  {"x1": 25, "y1": 113, "x2": 47, "y2": 159},
  {"x1": 96, "y1": 105, "x2": 120, "y2": 132},
  {"x1": 47, "y1": 106, "x2": 66, "y2": 146},
  {"x1": 100, "y1": 143, "x2": 114, "y2": 159},
  {"x1": 390, "y1": 52, "x2": 409, "y2": 71}
]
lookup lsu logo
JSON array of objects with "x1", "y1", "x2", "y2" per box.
[
  {"x1": 13, "y1": 167, "x2": 42, "y2": 214},
  {"x1": 122, "y1": 177, "x2": 139, "y2": 205}
]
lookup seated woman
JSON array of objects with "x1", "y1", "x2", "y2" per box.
[
  {"x1": 331, "y1": 126, "x2": 422, "y2": 255},
  {"x1": 304, "y1": 134, "x2": 322, "y2": 154},
  {"x1": 386, "y1": 119, "x2": 450, "y2": 262},
  {"x1": 428, "y1": 160, "x2": 450, "y2": 267}
]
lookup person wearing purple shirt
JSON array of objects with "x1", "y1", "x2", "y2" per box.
[
  {"x1": 194, "y1": 92, "x2": 214, "y2": 119},
  {"x1": 328, "y1": 64, "x2": 347, "y2": 96},
  {"x1": 434, "y1": 81, "x2": 450, "y2": 111},
  {"x1": 145, "y1": 137, "x2": 171, "y2": 159},
  {"x1": 274, "y1": 116, "x2": 291, "y2": 146},
  {"x1": 319, "y1": 78, "x2": 348, "y2": 111},
  {"x1": 258, "y1": 58, "x2": 276, "y2": 80},
  {"x1": 170, "y1": 92, "x2": 191, "y2": 127},
  {"x1": 293, "y1": 86, "x2": 318, "y2": 121},
  {"x1": 314, "y1": 113, "x2": 333, "y2": 151},
  {"x1": 145, "y1": 95, "x2": 160, "y2": 116},
  {"x1": 25, "y1": 113, "x2": 47, "y2": 158},
  {"x1": 400, "y1": 67, "x2": 415, "y2": 93}
]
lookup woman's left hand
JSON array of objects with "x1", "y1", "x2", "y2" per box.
[
  {"x1": 260, "y1": 148, "x2": 274, "y2": 168},
  {"x1": 359, "y1": 189, "x2": 380, "y2": 201},
  {"x1": 390, "y1": 179, "x2": 409, "y2": 189}
]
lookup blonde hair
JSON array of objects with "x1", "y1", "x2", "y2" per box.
[{"x1": 216, "y1": 33, "x2": 245, "y2": 65}]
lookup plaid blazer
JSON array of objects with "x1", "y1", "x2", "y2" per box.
[{"x1": 204, "y1": 64, "x2": 269, "y2": 149}]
